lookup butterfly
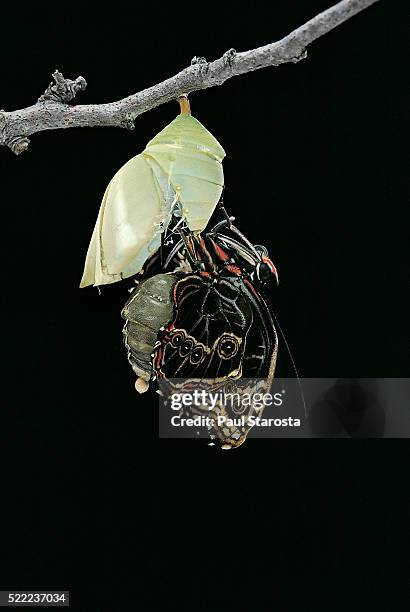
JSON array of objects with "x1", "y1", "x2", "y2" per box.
[{"x1": 122, "y1": 204, "x2": 279, "y2": 448}]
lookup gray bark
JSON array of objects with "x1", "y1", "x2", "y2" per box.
[{"x1": 0, "y1": 0, "x2": 380, "y2": 155}]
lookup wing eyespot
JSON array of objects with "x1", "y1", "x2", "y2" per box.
[
  {"x1": 217, "y1": 334, "x2": 240, "y2": 360},
  {"x1": 180, "y1": 338, "x2": 194, "y2": 357},
  {"x1": 190, "y1": 345, "x2": 204, "y2": 365},
  {"x1": 170, "y1": 330, "x2": 185, "y2": 348}
]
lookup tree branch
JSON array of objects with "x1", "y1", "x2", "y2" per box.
[{"x1": 0, "y1": 0, "x2": 380, "y2": 155}]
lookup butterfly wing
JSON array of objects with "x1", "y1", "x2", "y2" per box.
[{"x1": 153, "y1": 273, "x2": 278, "y2": 448}]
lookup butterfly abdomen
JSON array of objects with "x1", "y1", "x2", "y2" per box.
[{"x1": 121, "y1": 274, "x2": 177, "y2": 381}]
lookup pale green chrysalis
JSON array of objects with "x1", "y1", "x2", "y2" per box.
[{"x1": 80, "y1": 113, "x2": 225, "y2": 287}]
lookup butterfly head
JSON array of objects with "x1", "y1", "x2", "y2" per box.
[{"x1": 255, "y1": 255, "x2": 279, "y2": 286}]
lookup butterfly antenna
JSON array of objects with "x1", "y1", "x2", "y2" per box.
[
  {"x1": 271, "y1": 312, "x2": 307, "y2": 418},
  {"x1": 160, "y1": 230, "x2": 165, "y2": 267},
  {"x1": 164, "y1": 239, "x2": 184, "y2": 269}
]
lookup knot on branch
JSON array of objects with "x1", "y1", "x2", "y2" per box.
[
  {"x1": 7, "y1": 136, "x2": 30, "y2": 155},
  {"x1": 223, "y1": 48, "x2": 237, "y2": 67},
  {"x1": 122, "y1": 113, "x2": 136, "y2": 130},
  {"x1": 39, "y1": 70, "x2": 87, "y2": 103},
  {"x1": 0, "y1": 113, "x2": 29, "y2": 154},
  {"x1": 191, "y1": 56, "x2": 207, "y2": 66},
  {"x1": 191, "y1": 56, "x2": 209, "y2": 77}
]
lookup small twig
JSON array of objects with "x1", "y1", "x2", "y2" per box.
[
  {"x1": 38, "y1": 70, "x2": 87, "y2": 103},
  {"x1": 0, "y1": 0, "x2": 380, "y2": 155}
]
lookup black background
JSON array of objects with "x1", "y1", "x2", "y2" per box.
[{"x1": 0, "y1": 1, "x2": 408, "y2": 610}]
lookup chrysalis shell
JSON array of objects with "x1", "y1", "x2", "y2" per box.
[{"x1": 80, "y1": 114, "x2": 225, "y2": 287}]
